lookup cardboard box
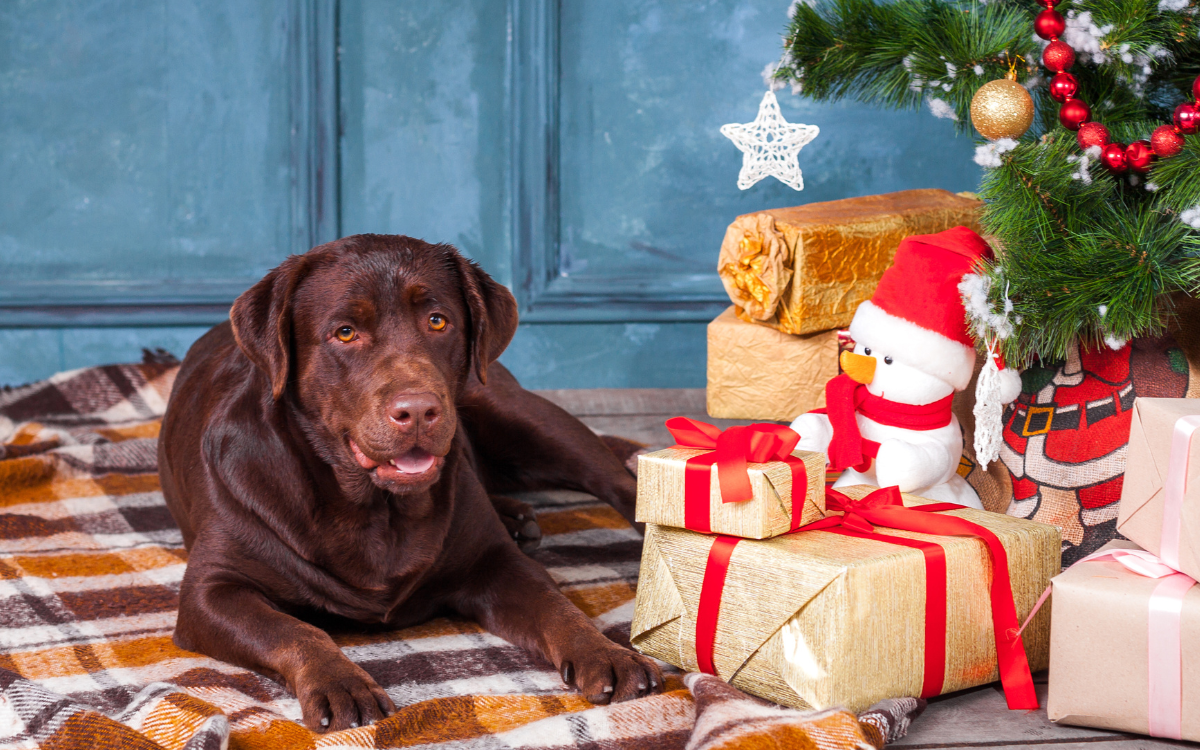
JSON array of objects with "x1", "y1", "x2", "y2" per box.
[
  {"x1": 1117, "y1": 398, "x2": 1200, "y2": 581},
  {"x1": 1047, "y1": 540, "x2": 1200, "y2": 740},
  {"x1": 631, "y1": 486, "x2": 1059, "y2": 712},
  {"x1": 706, "y1": 306, "x2": 840, "y2": 423}
]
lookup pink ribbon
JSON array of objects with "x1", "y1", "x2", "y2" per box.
[
  {"x1": 1161, "y1": 415, "x2": 1200, "y2": 571},
  {"x1": 1063, "y1": 548, "x2": 1195, "y2": 741}
]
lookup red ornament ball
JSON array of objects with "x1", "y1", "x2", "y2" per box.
[
  {"x1": 1174, "y1": 103, "x2": 1200, "y2": 134},
  {"x1": 1049, "y1": 72, "x2": 1078, "y2": 103},
  {"x1": 1102, "y1": 142, "x2": 1129, "y2": 173},
  {"x1": 1058, "y1": 98, "x2": 1090, "y2": 131},
  {"x1": 1193, "y1": 74, "x2": 1200, "y2": 103},
  {"x1": 1125, "y1": 140, "x2": 1155, "y2": 173},
  {"x1": 1035, "y1": 9, "x2": 1066, "y2": 40},
  {"x1": 1151, "y1": 124, "x2": 1185, "y2": 158},
  {"x1": 1077, "y1": 121, "x2": 1110, "y2": 150},
  {"x1": 1042, "y1": 40, "x2": 1075, "y2": 72}
]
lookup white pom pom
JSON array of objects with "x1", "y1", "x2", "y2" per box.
[{"x1": 998, "y1": 366, "x2": 1022, "y2": 404}]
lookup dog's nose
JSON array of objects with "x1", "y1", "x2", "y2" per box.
[{"x1": 387, "y1": 393, "x2": 441, "y2": 432}]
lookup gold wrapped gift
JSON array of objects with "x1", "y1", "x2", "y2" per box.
[
  {"x1": 635, "y1": 440, "x2": 827, "y2": 540},
  {"x1": 631, "y1": 486, "x2": 1060, "y2": 712},
  {"x1": 707, "y1": 306, "x2": 841, "y2": 423},
  {"x1": 718, "y1": 189, "x2": 983, "y2": 335}
]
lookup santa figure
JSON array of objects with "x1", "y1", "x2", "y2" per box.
[{"x1": 791, "y1": 226, "x2": 1021, "y2": 509}]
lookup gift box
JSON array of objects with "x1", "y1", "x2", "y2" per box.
[
  {"x1": 1116, "y1": 398, "x2": 1200, "y2": 581},
  {"x1": 717, "y1": 189, "x2": 983, "y2": 335},
  {"x1": 1047, "y1": 540, "x2": 1200, "y2": 741},
  {"x1": 635, "y1": 418, "x2": 827, "y2": 539},
  {"x1": 706, "y1": 306, "x2": 841, "y2": 423},
  {"x1": 631, "y1": 485, "x2": 1059, "y2": 712}
]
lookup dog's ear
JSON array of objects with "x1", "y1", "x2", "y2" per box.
[
  {"x1": 453, "y1": 253, "x2": 518, "y2": 385},
  {"x1": 230, "y1": 254, "x2": 312, "y2": 400}
]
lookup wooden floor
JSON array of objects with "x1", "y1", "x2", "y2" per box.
[{"x1": 533, "y1": 388, "x2": 1182, "y2": 750}]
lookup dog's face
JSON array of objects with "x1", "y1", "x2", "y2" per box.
[{"x1": 229, "y1": 235, "x2": 518, "y2": 494}]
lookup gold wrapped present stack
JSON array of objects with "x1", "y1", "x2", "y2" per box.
[
  {"x1": 708, "y1": 189, "x2": 982, "y2": 422},
  {"x1": 631, "y1": 457, "x2": 1062, "y2": 712}
]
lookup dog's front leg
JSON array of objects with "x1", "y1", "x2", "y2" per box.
[
  {"x1": 451, "y1": 544, "x2": 663, "y2": 704},
  {"x1": 174, "y1": 564, "x2": 395, "y2": 733}
]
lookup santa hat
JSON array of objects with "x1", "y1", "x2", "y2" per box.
[{"x1": 848, "y1": 226, "x2": 1022, "y2": 402}]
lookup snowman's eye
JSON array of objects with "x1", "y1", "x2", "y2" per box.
[
  {"x1": 884, "y1": 356, "x2": 893, "y2": 365},
  {"x1": 863, "y1": 347, "x2": 871, "y2": 356}
]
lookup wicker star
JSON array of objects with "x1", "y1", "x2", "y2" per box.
[{"x1": 720, "y1": 91, "x2": 820, "y2": 191}]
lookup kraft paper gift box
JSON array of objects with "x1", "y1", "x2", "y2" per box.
[
  {"x1": 716, "y1": 189, "x2": 982, "y2": 335},
  {"x1": 631, "y1": 485, "x2": 1059, "y2": 713},
  {"x1": 635, "y1": 418, "x2": 827, "y2": 540},
  {"x1": 706, "y1": 306, "x2": 841, "y2": 423},
  {"x1": 1116, "y1": 398, "x2": 1200, "y2": 581},
  {"x1": 1047, "y1": 540, "x2": 1200, "y2": 741}
]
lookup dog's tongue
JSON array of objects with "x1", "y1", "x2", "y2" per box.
[
  {"x1": 388, "y1": 449, "x2": 436, "y2": 474},
  {"x1": 351, "y1": 440, "x2": 436, "y2": 478}
]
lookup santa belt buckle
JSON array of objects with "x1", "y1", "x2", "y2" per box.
[{"x1": 1022, "y1": 405, "x2": 1055, "y2": 437}]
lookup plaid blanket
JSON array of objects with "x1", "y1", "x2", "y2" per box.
[{"x1": 0, "y1": 356, "x2": 917, "y2": 749}]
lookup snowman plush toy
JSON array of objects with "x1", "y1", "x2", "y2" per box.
[{"x1": 791, "y1": 226, "x2": 1021, "y2": 510}]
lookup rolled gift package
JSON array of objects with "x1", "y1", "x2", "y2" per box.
[
  {"x1": 631, "y1": 485, "x2": 1059, "y2": 712},
  {"x1": 717, "y1": 189, "x2": 983, "y2": 335},
  {"x1": 1117, "y1": 398, "x2": 1200, "y2": 581},
  {"x1": 635, "y1": 417, "x2": 827, "y2": 540},
  {"x1": 1047, "y1": 540, "x2": 1200, "y2": 741}
]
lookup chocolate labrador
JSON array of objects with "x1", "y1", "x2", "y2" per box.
[{"x1": 158, "y1": 234, "x2": 662, "y2": 732}]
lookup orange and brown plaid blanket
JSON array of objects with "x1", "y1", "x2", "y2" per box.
[{"x1": 0, "y1": 356, "x2": 921, "y2": 749}]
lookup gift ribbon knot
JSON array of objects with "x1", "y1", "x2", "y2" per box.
[{"x1": 665, "y1": 417, "x2": 808, "y2": 534}]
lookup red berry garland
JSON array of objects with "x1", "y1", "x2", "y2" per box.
[{"x1": 1034, "y1": 1, "x2": 1200, "y2": 176}]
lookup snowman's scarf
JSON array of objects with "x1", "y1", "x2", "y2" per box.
[{"x1": 817, "y1": 374, "x2": 955, "y2": 472}]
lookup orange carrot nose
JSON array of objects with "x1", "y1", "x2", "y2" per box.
[{"x1": 840, "y1": 351, "x2": 876, "y2": 385}]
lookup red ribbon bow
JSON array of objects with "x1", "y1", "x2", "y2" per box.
[
  {"x1": 665, "y1": 417, "x2": 807, "y2": 534},
  {"x1": 694, "y1": 486, "x2": 1040, "y2": 711}
]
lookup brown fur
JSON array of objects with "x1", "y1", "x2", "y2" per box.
[{"x1": 158, "y1": 234, "x2": 660, "y2": 732}]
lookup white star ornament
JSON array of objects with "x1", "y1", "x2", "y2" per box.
[{"x1": 720, "y1": 91, "x2": 820, "y2": 191}]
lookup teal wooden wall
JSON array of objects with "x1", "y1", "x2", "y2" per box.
[{"x1": 0, "y1": 1, "x2": 982, "y2": 388}]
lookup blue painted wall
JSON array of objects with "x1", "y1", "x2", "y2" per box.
[{"x1": 0, "y1": 0, "x2": 982, "y2": 389}]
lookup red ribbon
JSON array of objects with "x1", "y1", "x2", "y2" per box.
[
  {"x1": 693, "y1": 486, "x2": 1039, "y2": 710},
  {"x1": 665, "y1": 417, "x2": 809, "y2": 534}
]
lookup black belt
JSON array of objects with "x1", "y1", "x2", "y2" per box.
[{"x1": 1007, "y1": 385, "x2": 1135, "y2": 438}]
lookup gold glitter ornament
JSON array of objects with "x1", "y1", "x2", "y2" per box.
[{"x1": 970, "y1": 72, "x2": 1035, "y2": 141}]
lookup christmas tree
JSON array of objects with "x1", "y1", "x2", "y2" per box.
[{"x1": 769, "y1": 0, "x2": 1200, "y2": 365}]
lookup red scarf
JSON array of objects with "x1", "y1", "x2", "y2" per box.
[{"x1": 814, "y1": 373, "x2": 954, "y2": 472}]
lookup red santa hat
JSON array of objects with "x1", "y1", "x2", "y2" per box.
[{"x1": 849, "y1": 226, "x2": 1021, "y2": 402}]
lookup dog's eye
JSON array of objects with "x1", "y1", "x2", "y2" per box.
[
  {"x1": 884, "y1": 356, "x2": 893, "y2": 365},
  {"x1": 335, "y1": 326, "x2": 357, "y2": 343},
  {"x1": 428, "y1": 314, "x2": 447, "y2": 331}
]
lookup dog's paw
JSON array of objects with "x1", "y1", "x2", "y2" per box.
[
  {"x1": 295, "y1": 656, "x2": 395, "y2": 733},
  {"x1": 558, "y1": 642, "x2": 663, "y2": 705},
  {"x1": 490, "y1": 495, "x2": 542, "y2": 553}
]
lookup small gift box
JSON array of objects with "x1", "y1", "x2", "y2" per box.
[
  {"x1": 1047, "y1": 540, "x2": 1200, "y2": 741},
  {"x1": 716, "y1": 189, "x2": 982, "y2": 335},
  {"x1": 635, "y1": 418, "x2": 827, "y2": 539},
  {"x1": 1116, "y1": 398, "x2": 1200, "y2": 581},
  {"x1": 631, "y1": 485, "x2": 1059, "y2": 713},
  {"x1": 706, "y1": 306, "x2": 841, "y2": 423}
]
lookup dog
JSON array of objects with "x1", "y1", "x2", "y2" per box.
[{"x1": 158, "y1": 234, "x2": 662, "y2": 732}]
